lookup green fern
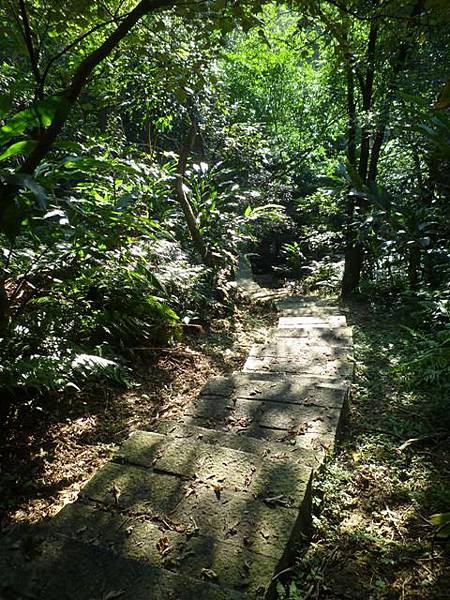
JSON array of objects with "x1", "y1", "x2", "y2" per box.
[{"x1": 397, "y1": 328, "x2": 450, "y2": 384}]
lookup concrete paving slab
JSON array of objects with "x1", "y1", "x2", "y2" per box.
[
  {"x1": 278, "y1": 307, "x2": 344, "y2": 317},
  {"x1": 249, "y1": 341, "x2": 352, "y2": 359},
  {"x1": 278, "y1": 316, "x2": 347, "y2": 328},
  {"x1": 276, "y1": 297, "x2": 339, "y2": 308},
  {"x1": 79, "y1": 461, "x2": 312, "y2": 557},
  {"x1": 155, "y1": 420, "x2": 323, "y2": 469},
  {"x1": 115, "y1": 431, "x2": 312, "y2": 507},
  {"x1": 48, "y1": 502, "x2": 277, "y2": 596},
  {"x1": 0, "y1": 534, "x2": 246, "y2": 600},
  {"x1": 185, "y1": 397, "x2": 342, "y2": 443},
  {"x1": 200, "y1": 372, "x2": 348, "y2": 405},
  {"x1": 243, "y1": 354, "x2": 354, "y2": 379},
  {"x1": 272, "y1": 327, "x2": 353, "y2": 345},
  {"x1": 179, "y1": 413, "x2": 342, "y2": 454}
]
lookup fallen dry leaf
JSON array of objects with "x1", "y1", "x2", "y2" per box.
[
  {"x1": 156, "y1": 536, "x2": 171, "y2": 556},
  {"x1": 213, "y1": 482, "x2": 223, "y2": 498},
  {"x1": 201, "y1": 568, "x2": 218, "y2": 581},
  {"x1": 102, "y1": 591, "x2": 125, "y2": 600},
  {"x1": 244, "y1": 466, "x2": 256, "y2": 487}
]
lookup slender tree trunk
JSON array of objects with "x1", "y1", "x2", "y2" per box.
[
  {"x1": 0, "y1": 275, "x2": 9, "y2": 335},
  {"x1": 341, "y1": 0, "x2": 425, "y2": 296},
  {"x1": 346, "y1": 62, "x2": 357, "y2": 167},
  {"x1": 175, "y1": 114, "x2": 213, "y2": 268},
  {"x1": 367, "y1": 0, "x2": 426, "y2": 184},
  {"x1": 341, "y1": 57, "x2": 363, "y2": 297},
  {"x1": 358, "y1": 19, "x2": 378, "y2": 183},
  {"x1": 342, "y1": 22, "x2": 377, "y2": 297},
  {"x1": 408, "y1": 246, "x2": 420, "y2": 289},
  {"x1": 367, "y1": 124, "x2": 385, "y2": 183},
  {"x1": 342, "y1": 244, "x2": 364, "y2": 297}
]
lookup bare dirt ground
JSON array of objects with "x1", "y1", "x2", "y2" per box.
[{"x1": 0, "y1": 303, "x2": 275, "y2": 528}]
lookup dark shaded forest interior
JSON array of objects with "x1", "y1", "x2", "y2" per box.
[{"x1": 0, "y1": 0, "x2": 449, "y2": 599}]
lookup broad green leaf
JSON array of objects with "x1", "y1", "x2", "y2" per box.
[
  {"x1": 434, "y1": 79, "x2": 450, "y2": 110},
  {"x1": 0, "y1": 139, "x2": 37, "y2": 162},
  {"x1": 429, "y1": 512, "x2": 450, "y2": 526},
  {"x1": 346, "y1": 160, "x2": 364, "y2": 190},
  {"x1": 6, "y1": 173, "x2": 48, "y2": 209},
  {"x1": 429, "y1": 512, "x2": 450, "y2": 539},
  {"x1": 0, "y1": 95, "x2": 68, "y2": 147}
]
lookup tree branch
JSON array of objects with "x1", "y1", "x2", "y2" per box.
[
  {"x1": 358, "y1": 18, "x2": 378, "y2": 182},
  {"x1": 367, "y1": 0, "x2": 426, "y2": 182},
  {"x1": 324, "y1": 0, "x2": 415, "y2": 22},
  {"x1": 175, "y1": 106, "x2": 214, "y2": 267},
  {"x1": 39, "y1": 13, "x2": 130, "y2": 95},
  {"x1": 18, "y1": 0, "x2": 42, "y2": 94},
  {"x1": 20, "y1": 0, "x2": 177, "y2": 176},
  {"x1": 0, "y1": 0, "x2": 179, "y2": 233}
]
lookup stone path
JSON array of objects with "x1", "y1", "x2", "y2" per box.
[{"x1": 0, "y1": 276, "x2": 353, "y2": 599}]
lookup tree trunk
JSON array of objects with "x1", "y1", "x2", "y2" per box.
[
  {"x1": 346, "y1": 61, "x2": 357, "y2": 167},
  {"x1": 408, "y1": 246, "x2": 421, "y2": 290},
  {"x1": 358, "y1": 19, "x2": 378, "y2": 183},
  {"x1": 341, "y1": 55, "x2": 363, "y2": 297},
  {"x1": 342, "y1": 243, "x2": 363, "y2": 297},
  {"x1": 367, "y1": 0, "x2": 426, "y2": 184},
  {"x1": 175, "y1": 114, "x2": 213, "y2": 268},
  {"x1": 0, "y1": 274, "x2": 9, "y2": 335},
  {"x1": 341, "y1": 0, "x2": 425, "y2": 296}
]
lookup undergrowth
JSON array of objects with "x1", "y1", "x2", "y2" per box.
[{"x1": 278, "y1": 296, "x2": 450, "y2": 600}]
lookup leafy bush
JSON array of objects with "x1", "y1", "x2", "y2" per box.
[
  {"x1": 0, "y1": 342, "x2": 129, "y2": 397},
  {"x1": 398, "y1": 327, "x2": 450, "y2": 384}
]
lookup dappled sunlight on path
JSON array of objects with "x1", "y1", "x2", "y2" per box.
[{"x1": 0, "y1": 275, "x2": 353, "y2": 599}]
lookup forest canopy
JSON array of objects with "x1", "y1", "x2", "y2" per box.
[{"x1": 0, "y1": 0, "x2": 449, "y2": 400}]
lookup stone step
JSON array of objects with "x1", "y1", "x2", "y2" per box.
[
  {"x1": 0, "y1": 421, "x2": 316, "y2": 597},
  {"x1": 276, "y1": 297, "x2": 340, "y2": 309},
  {"x1": 272, "y1": 327, "x2": 353, "y2": 345},
  {"x1": 183, "y1": 396, "x2": 345, "y2": 450},
  {"x1": 77, "y1": 460, "x2": 311, "y2": 560},
  {"x1": 23, "y1": 428, "x2": 312, "y2": 597},
  {"x1": 113, "y1": 430, "x2": 311, "y2": 510},
  {"x1": 250, "y1": 291, "x2": 290, "y2": 302},
  {"x1": 278, "y1": 316, "x2": 347, "y2": 328},
  {"x1": 34, "y1": 435, "x2": 311, "y2": 599},
  {"x1": 0, "y1": 532, "x2": 246, "y2": 600},
  {"x1": 243, "y1": 353, "x2": 353, "y2": 380},
  {"x1": 155, "y1": 420, "x2": 323, "y2": 469},
  {"x1": 177, "y1": 373, "x2": 349, "y2": 451},
  {"x1": 200, "y1": 372, "x2": 348, "y2": 405},
  {"x1": 0, "y1": 424, "x2": 314, "y2": 598},
  {"x1": 248, "y1": 341, "x2": 353, "y2": 358},
  {"x1": 278, "y1": 307, "x2": 344, "y2": 317},
  {"x1": 49, "y1": 502, "x2": 275, "y2": 597},
  {"x1": 237, "y1": 281, "x2": 261, "y2": 293}
]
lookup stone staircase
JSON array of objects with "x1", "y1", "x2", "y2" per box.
[{"x1": 0, "y1": 291, "x2": 353, "y2": 600}]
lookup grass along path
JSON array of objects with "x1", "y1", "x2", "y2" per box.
[{"x1": 279, "y1": 297, "x2": 450, "y2": 600}]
